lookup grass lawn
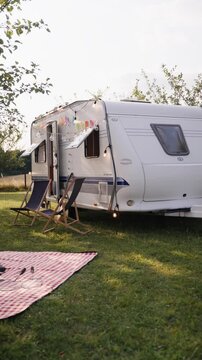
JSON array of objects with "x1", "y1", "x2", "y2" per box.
[{"x1": 0, "y1": 192, "x2": 201, "y2": 360}]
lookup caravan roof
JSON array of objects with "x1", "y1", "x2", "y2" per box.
[{"x1": 104, "y1": 100, "x2": 202, "y2": 120}]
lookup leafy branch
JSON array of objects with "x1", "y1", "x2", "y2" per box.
[
  {"x1": 0, "y1": 0, "x2": 52, "y2": 148},
  {"x1": 132, "y1": 65, "x2": 202, "y2": 106}
]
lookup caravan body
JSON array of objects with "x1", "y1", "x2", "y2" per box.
[{"x1": 25, "y1": 99, "x2": 202, "y2": 217}]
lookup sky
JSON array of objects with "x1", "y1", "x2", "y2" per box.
[{"x1": 12, "y1": 0, "x2": 202, "y2": 148}]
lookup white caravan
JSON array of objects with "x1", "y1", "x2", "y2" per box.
[{"x1": 22, "y1": 99, "x2": 202, "y2": 218}]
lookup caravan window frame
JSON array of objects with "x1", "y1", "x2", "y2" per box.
[
  {"x1": 84, "y1": 126, "x2": 100, "y2": 158},
  {"x1": 35, "y1": 140, "x2": 46, "y2": 163},
  {"x1": 151, "y1": 123, "x2": 189, "y2": 156}
]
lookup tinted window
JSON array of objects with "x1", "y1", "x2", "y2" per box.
[
  {"x1": 84, "y1": 126, "x2": 100, "y2": 158},
  {"x1": 151, "y1": 124, "x2": 189, "y2": 156}
]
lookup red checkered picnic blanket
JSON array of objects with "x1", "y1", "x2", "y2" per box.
[{"x1": 0, "y1": 251, "x2": 97, "y2": 319}]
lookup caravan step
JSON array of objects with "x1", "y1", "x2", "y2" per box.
[
  {"x1": 188, "y1": 205, "x2": 202, "y2": 218},
  {"x1": 166, "y1": 205, "x2": 202, "y2": 218}
]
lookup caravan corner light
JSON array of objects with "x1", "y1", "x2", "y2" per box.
[{"x1": 103, "y1": 145, "x2": 111, "y2": 157}]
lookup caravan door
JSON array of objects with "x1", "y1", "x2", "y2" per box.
[{"x1": 47, "y1": 121, "x2": 60, "y2": 198}]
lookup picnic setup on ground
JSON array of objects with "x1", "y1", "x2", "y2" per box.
[{"x1": 0, "y1": 251, "x2": 97, "y2": 319}]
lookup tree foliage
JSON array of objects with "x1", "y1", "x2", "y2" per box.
[
  {"x1": 132, "y1": 64, "x2": 202, "y2": 106},
  {"x1": 0, "y1": 147, "x2": 30, "y2": 175},
  {"x1": 0, "y1": 0, "x2": 52, "y2": 147}
]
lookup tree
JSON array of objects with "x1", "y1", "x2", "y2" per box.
[
  {"x1": 131, "y1": 64, "x2": 202, "y2": 106},
  {"x1": 0, "y1": 147, "x2": 30, "y2": 175},
  {"x1": 0, "y1": 0, "x2": 52, "y2": 147}
]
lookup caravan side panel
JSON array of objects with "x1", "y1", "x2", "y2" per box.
[{"x1": 106, "y1": 101, "x2": 202, "y2": 211}]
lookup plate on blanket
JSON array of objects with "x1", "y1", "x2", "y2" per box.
[
  {"x1": 21, "y1": 278, "x2": 43, "y2": 289},
  {"x1": 0, "y1": 280, "x2": 22, "y2": 291}
]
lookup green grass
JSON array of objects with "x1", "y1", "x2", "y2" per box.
[{"x1": 0, "y1": 192, "x2": 202, "y2": 360}]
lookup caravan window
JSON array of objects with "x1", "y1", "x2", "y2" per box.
[
  {"x1": 84, "y1": 126, "x2": 100, "y2": 158},
  {"x1": 35, "y1": 140, "x2": 46, "y2": 163},
  {"x1": 151, "y1": 124, "x2": 189, "y2": 156}
]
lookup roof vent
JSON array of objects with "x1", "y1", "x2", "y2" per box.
[{"x1": 121, "y1": 99, "x2": 151, "y2": 104}]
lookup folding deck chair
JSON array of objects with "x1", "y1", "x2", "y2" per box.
[
  {"x1": 38, "y1": 177, "x2": 92, "y2": 235},
  {"x1": 10, "y1": 180, "x2": 51, "y2": 226}
]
